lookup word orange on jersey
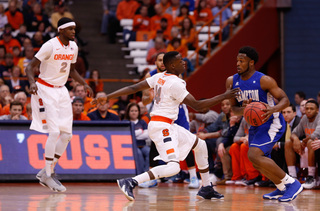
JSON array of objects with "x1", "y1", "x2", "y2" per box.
[{"x1": 54, "y1": 54, "x2": 74, "y2": 60}]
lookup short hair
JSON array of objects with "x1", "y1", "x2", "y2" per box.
[
  {"x1": 57, "y1": 17, "x2": 74, "y2": 28},
  {"x1": 238, "y1": 46, "x2": 259, "y2": 64},
  {"x1": 306, "y1": 99, "x2": 319, "y2": 108},
  {"x1": 156, "y1": 52, "x2": 165, "y2": 61},
  {"x1": 10, "y1": 101, "x2": 23, "y2": 109},
  {"x1": 288, "y1": 103, "x2": 296, "y2": 112},
  {"x1": 160, "y1": 18, "x2": 168, "y2": 23},
  {"x1": 295, "y1": 91, "x2": 306, "y2": 99},
  {"x1": 72, "y1": 96, "x2": 84, "y2": 104},
  {"x1": 163, "y1": 51, "x2": 179, "y2": 68}
]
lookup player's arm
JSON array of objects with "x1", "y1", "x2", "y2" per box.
[
  {"x1": 141, "y1": 72, "x2": 154, "y2": 105},
  {"x1": 260, "y1": 76, "x2": 290, "y2": 122},
  {"x1": 107, "y1": 80, "x2": 151, "y2": 100},
  {"x1": 69, "y1": 63, "x2": 93, "y2": 97},
  {"x1": 26, "y1": 57, "x2": 41, "y2": 95},
  {"x1": 182, "y1": 88, "x2": 239, "y2": 112},
  {"x1": 226, "y1": 76, "x2": 244, "y2": 115}
]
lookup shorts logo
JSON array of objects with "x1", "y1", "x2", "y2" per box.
[
  {"x1": 38, "y1": 99, "x2": 43, "y2": 106},
  {"x1": 162, "y1": 129, "x2": 169, "y2": 137}
]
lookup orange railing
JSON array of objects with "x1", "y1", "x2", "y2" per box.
[{"x1": 187, "y1": 0, "x2": 263, "y2": 72}]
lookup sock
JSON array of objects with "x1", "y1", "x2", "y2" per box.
[
  {"x1": 308, "y1": 166, "x2": 316, "y2": 177},
  {"x1": 287, "y1": 166, "x2": 297, "y2": 178},
  {"x1": 51, "y1": 154, "x2": 61, "y2": 173},
  {"x1": 188, "y1": 168, "x2": 197, "y2": 179},
  {"x1": 133, "y1": 172, "x2": 150, "y2": 184},
  {"x1": 44, "y1": 132, "x2": 60, "y2": 176},
  {"x1": 281, "y1": 174, "x2": 295, "y2": 184},
  {"x1": 200, "y1": 171, "x2": 211, "y2": 186},
  {"x1": 275, "y1": 182, "x2": 286, "y2": 191},
  {"x1": 45, "y1": 158, "x2": 53, "y2": 176}
]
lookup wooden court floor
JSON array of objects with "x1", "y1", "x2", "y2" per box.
[{"x1": 0, "y1": 182, "x2": 319, "y2": 210}]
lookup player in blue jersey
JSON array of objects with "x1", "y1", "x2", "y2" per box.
[
  {"x1": 226, "y1": 46, "x2": 303, "y2": 202},
  {"x1": 140, "y1": 52, "x2": 200, "y2": 189}
]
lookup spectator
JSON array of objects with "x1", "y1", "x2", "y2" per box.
[
  {"x1": 146, "y1": 30, "x2": 169, "y2": 52},
  {"x1": 125, "y1": 102, "x2": 150, "y2": 174},
  {"x1": 0, "y1": 45, "x2": 6, "y2": 67},
  {"x1": 15, "y1": 24, "x2": 30, "y2": 45},
  {"x1": 111, "y1": 95, "x2": 130, "y2": 120},
  {"x1": 74, "y1": 84, "x2": 94, "y2": 114},
  {"x1": 1, "y1": 91, "x2": 28, "y2": 117},
  {"x1": 146, "y1": 36, "x2": 167, "y2": 64},
  {"x1": 0, "y1": 4, "x2": 8, "y2": 31},
  {"x1": 180, "y1": 0, "x2": 196, "y2": 11},
  {"x1": 116, "y1": 0, "x2": 140, "y2": 21},
  {"x1": 4, "y1": 65, "x2": 29, "y2": 94},
  {"x1": 150, "y1": 4, "x2": 173, "y2": 32},
  {"x1": 50, "y1": 2, "x2": 74, "y2": 29},
  {"x1": 12, "y1": 46, "x2": 21, "y2": 65},
  {"x1": 0, "y1": 101, "x2": 27, "y2": 120},
  {"x1": 0, "y1": 53, "x2": 15, "y2": 77},
  {"x1": 159, "y1": 0, "x2": 171, "y2": 13},
  {"x1": 197, "y1": 99, "x2": 232, "y2": 182},
  {"x1": 31, "y1": 31, "x2": 44, "y2": 53},
  {"x1": 138, "y1": 101, "x2": 150, "y2": 124},
  {"x1": 189, "y1": 108, "x2": 219, "y2": 133},
  {"x1": 87, "y1": 93, "x2": 120, "y2": 121},
  {"x1": 211, "y1": 0, "x2": 234, "y2": 40},
  {"x1": 165, "y1": 0, "x2": 181, "y2": 21},
  {"x1": 100, "y1": 0, "x2": 122, "y2": 35},
  {"x1": 180, "y1": 17, "x2": 198, "y2": 50},
  {"x1": 193, "y1": 0, "x2": 213, "y2": 26},
  {"x1": 72, "y1": 96, "x2": 90, "y2": 121},
  {"x1": 5, "y1": 1, "x2": 24, "y2": 30},
  {"x1": 135, "y1": 0, "x2": 156, "y2": 18},
  {"x1": 167, "y1": 37, "x2": 188, "y2": 58},
  {"x1": 0, "y1": 84, "x2": 13, "y2": 110},
  {"x1": 128, "y1": 5, "x2": 151, "y2": 44},
  {"x1": 294, "y1": 91, "x2": 306, "y2": 117},
  {"x1": 286, "y1": 100, "x2": 320, "y2": 189},
  {"x1": 195, "y1": 0, "x2": 217, "y2": 9},
  {"x1": 174, "y1": 4, "x2": 196, "y2": 27},
  {"x1": 26, "y1": 103, "x2": 32, "y2": 120},
  {"x1": 26, "y1": 2, "x2": 51, "y2": 32},
  {"x1": 299, "y1": 99, "x2": 307, "y2": 117},
  {"x1": 17, "y1": 46, "x2": 34, "y2": 76},
  {"x1": 0, "y1": 31, "x2": 22, "y2": 54},
  {"x1": 86, "y1": 69, "x2": 104, "y2": 97}
]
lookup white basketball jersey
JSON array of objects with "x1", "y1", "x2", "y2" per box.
[
  {"x1": 35, "y1": 36, "x2": 78, "y2": 86},
  {"x1": 146, "y1": 72, "x2": 189, "y2": 120}
]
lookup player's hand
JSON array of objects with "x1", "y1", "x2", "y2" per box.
[
  {"x1": 84, "y1": 84, "x2": 94, "y2": 98},
  {"x1": 29, "y1": 82, "x2": 38, "y2": 95},
  {"x1": 311, "y1": 139, "x2": 320, "y2": 150},
  {"x1": 223, "y1": 87, "x2": 240, "y2": 99},
  {"x1": 261, "y1": 102, "x2": 274, "y2": 123}
]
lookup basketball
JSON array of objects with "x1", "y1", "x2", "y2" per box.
[{"x1": 243, "y1": 102, "x2": 267, "y2": 126}]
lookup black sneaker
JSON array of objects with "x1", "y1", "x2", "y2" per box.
[
  {"x1": 255, "y1": 180, "x2": 273, "y2": 187},
  {"x1": 302, "y1": 176, "x2": 316, "y2": 189},
  {"x1": 197, "y1": 183, "x2": 224, "y2": 200},
  {"x1": 117, "y1": 178, "x2": 138, "y2": 201},
  {"x1": 245, "y1": 176, "x2": 262, "y2": 186}
]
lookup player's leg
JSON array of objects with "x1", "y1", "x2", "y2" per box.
[{"x1": 184, "y1": 151, "x2": 200, "y2": 189}]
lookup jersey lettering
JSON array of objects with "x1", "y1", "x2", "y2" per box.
[
  {"x1": 154, "y1": 85, "x2": 162, "y2": 104},
  {"x1": 54, "y1": 54, "x2": 74, "y2": 60},
  {"x1": 236, "y1": 89, "x2": 260, "y2": 102}
]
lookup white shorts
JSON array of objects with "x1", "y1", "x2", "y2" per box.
[
  {"x1": 30, "y1": 82, "x2": 72, "y2": 133},
  {"x1": 148, "y1": 121, "x2": 197, "y2": 163}
]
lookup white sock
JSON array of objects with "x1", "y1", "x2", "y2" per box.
[
  {"x1": 287, "y1": 166, "x2": 297, "y2": 178},
  {"x1": 281, "y1": 174, "x2": 295, "y2": 184},
  {"x1": 133, "y1": 172, "x2": 150, "y2": 184},
  {"x1": 44, "y1": 132, "x2": 60, "y2": 176},
  {"x1": 200, "y1": 171, "x2": 211, "y2": 186},
  {"x1": 45, "y1": 159, "x2": 53, "y2": 176},
  {"x1": 308, "y1": 166, "x2": 316, "y2": 177},
  {"x1": 275, "y1": 182, "x2": 286, "y2": 191},
  {"x1": 188, "y1": 168, "x2": 197, "y2": 179}
]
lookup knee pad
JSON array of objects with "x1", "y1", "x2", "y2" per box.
[
  {"x1": 60, "y1": 132, "x2": 72, "y2": 142},
  {"x1": 48, "y1": 131, "x2": 60, "y2": 141}
]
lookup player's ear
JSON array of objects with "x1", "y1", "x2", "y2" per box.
[{"x1": 249, "y1": 60, "x2": 254, "y2": 67}]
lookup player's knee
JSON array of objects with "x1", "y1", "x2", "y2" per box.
[
  {"x1": 62, "y1": 132, "x2": 72, "y2": 142},
  {"x1": 247, "y1": 148, "x2": 259, "y2": 165},
  {"x1": 166, "y1": 161, "x2": 180, "y2": 177},
  {"x1": 48, "y1": 131, "x2": 60, "y2": 140}
]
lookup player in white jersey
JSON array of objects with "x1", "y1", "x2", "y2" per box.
[
  {"x1": 26, "y1": 17, "x2": 93, "y2": 192},
  {"x1": 107, "y1": 51, "x2": 239, "y2": 201}
]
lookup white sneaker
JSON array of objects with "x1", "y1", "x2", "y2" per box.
[
  {"x1": 302, "y1": 176, "x2": 316, "y2": 189},
  {"x1": 235, "y1": 179, "x2": 247, "y2": 186},
  {"x1": 225, "y1": 180, "x2": 236, "y2": 185},
  {"x1": 188, "y1": 176, "x2": 200, "y2": 189},
  {"x1": 39, "y1": 173, "x2": 66, "y2": 192},
  {"x1": 36, "y1": 168, "x2": 46, "y2": 180}
]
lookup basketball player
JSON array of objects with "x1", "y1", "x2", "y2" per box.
[
  {"x1": 26, "y1": 17, "x2": 93, "y2": 192},
  {"x1": 225, "y1": 46, "x2": 302, "y2": 202},
  {"x1": 141, "y1": 52, "x2": 200, "y2": 189},
  {"x1": 109, "y1": 51, "x2": 239, "y2": 201}
]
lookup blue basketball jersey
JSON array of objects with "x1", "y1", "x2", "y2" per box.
[
  {"x1": 232, "y1": 71, "x2": 285, "y2": 156},
  {"x1": 149, "y1": 69, "x2": 190, "y2": 130}
]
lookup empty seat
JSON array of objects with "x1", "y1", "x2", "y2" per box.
[
  {"x1": 198, "y1": 34, "x2": 215, "y2": 42},
  {"x1": 125, "y1": 50, "x2": 148, "y2": 59},
  {"x1": 137, "y1": 65, "x2": 157, "y2": 74},
  {"x1": 133, "y1": 57, "x2": 147, "y2": 65},
  {"x1": 196, "y1": 26, "x2": 220, "y2": 33},
  {"x1": 128, "y1": 41, "x2": 149, "y2": 50},
  {"x1": 232, "y1": 3, "x2": 242, "y2": 11}
]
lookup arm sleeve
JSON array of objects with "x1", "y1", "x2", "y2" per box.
[{"x1": 35, "y1": 41, "x2": 53, "y2": 61}]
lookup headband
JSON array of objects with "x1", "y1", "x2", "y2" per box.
[{"x1": 58, "y1": 22, "x2": 76, "y2": 31}]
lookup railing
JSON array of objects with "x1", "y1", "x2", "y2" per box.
[{"x1": 187, "y1": 0, "x2": 263, "y2": 73}]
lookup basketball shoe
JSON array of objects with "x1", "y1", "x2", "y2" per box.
[
  {"x1": 36, "y1": 168, "x2": 46, "y2": 180},
  {"x1": 263, "y1": 188, "x2": 285, "y2": 200},
  {"x1": 39, "y1": 173, "x2": 66, "y2": 192},
  {"x1": 117, "y1": 178, "x2": 138, "y2": 201},
  {"x1": 197, "y1": 183, "x2": 224, "y2": 200},
  {"x1": 188, "y1": 176, "x2": 200, "y2": 189},
  {"x1": 278, "y1": 180, "x2": 303, "y2": 202}
]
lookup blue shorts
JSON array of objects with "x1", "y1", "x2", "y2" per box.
[{"x1": 248, "y1": 113, "x2": 286, "y2": 157}]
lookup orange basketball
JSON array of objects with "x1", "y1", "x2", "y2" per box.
[{"x1": 243, "y1": 102, "x2": 267, "y2": 126}]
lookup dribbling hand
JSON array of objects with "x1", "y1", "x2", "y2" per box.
[
  {"x1": 29, "y1": 82, "x2": 38, "y2": 95},
  {"x1": 261, "y1": 102, "x2": 274, "y2": 122}
]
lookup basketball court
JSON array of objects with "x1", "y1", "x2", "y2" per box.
[{"x1": 0, "y1": 182, "x2": 319, "y2": 210}]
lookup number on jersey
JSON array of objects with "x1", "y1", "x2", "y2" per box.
[
  {"x1": 60, "y1": 62, "x2": 67, "y2": 73},
  {"x1": 154, "y1": 85, "x2": 162, "y2": 104}
]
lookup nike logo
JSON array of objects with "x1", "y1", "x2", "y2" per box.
[{"x1": 56, "y1": 48, "x2": 60, "y2": 50}]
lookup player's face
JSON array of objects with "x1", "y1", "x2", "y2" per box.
[
  {"x1": 282, "y1": 107, "x2": 296, "y2": 123},
  {"x1": 10, "y1": 105, "x2": 22, "y2": 117},
  {"x1": 129, "y1": 105, "x2": 139, "y2": 120},
  {"x1": 305, "y1": 103, "x2": 318, "y2": 119},
  {"x1": 173, "y1": 54, "x2": 186, "y2": 75},
  {"x1": 72, "y1": 102, "x2": 84, "y2": 115},
  {"x1": 61, "y1": 26, "x2": 76, "y2": 41},
  {"x1": 236, "y1": 54, "x2": 251, "y2": 75},
  {"x1": 155, "y1": 54, "x2": 165, "y2": 72}
]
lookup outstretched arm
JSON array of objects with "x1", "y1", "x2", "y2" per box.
[
  {"x1": 107, "y1": 80, "x2": 151, "y2": 100},
  {"x1": 182, "y1": 88, "x2": 239, "y2": 112}
]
